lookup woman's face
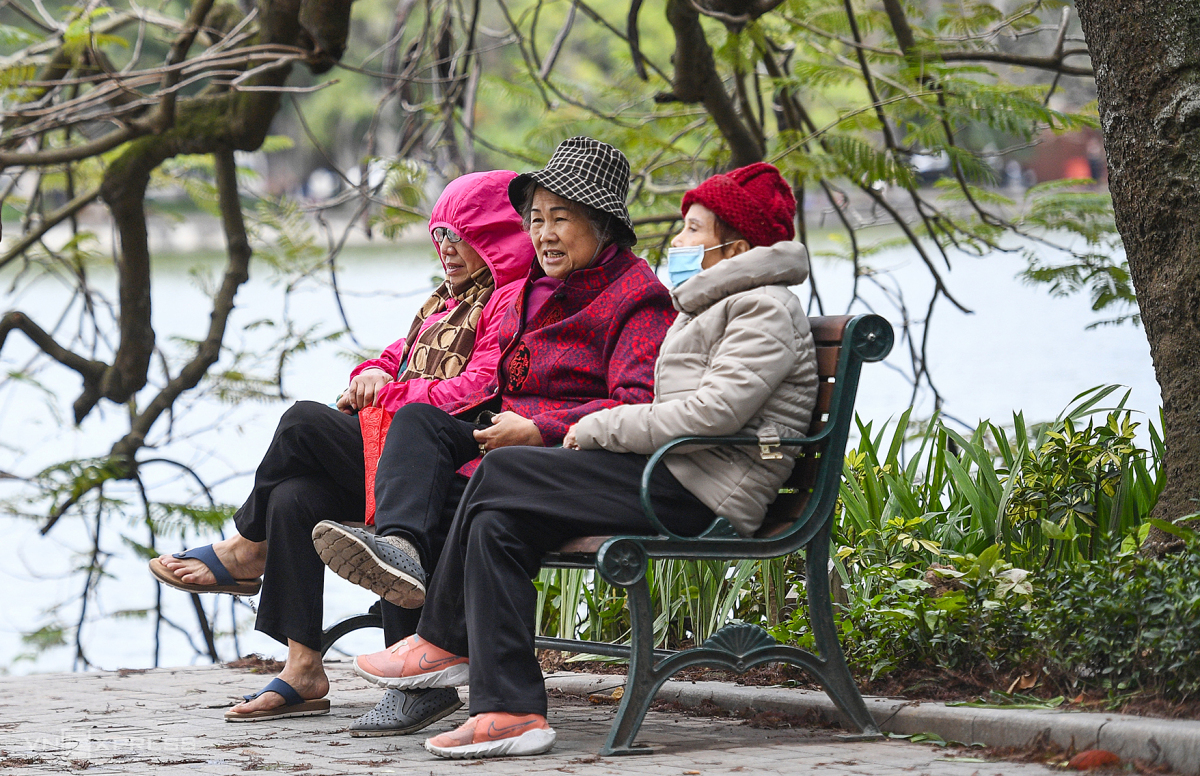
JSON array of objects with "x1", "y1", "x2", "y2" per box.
[
  {"x1": 528, "y1": 187, "x2": 603, "y2": 280},
  {"x1": 437, "y1": 229, "x2": 488, "y2": 292},
  {"x1": 671, "y1": 203, "x2": 747, "y2": 269}
]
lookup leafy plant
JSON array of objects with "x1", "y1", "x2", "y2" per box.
[
  {"x1": 835, "y1": 386, "x2": 1162, "y2": 578},
  {"x1": 1033, "y1": 527, "x2": 1200, "y2": 701},
  {"x1": 765, "y1": 386, "x2": 1174, "y2": 695}
]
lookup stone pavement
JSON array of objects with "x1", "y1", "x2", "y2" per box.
[{"x1": 0, "y1": 662, "x2": 1054, "y2": 775}]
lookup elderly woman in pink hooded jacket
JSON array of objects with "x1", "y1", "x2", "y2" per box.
[{"x1": 148, "y1": 171, "x2": 533, "y2": 725}]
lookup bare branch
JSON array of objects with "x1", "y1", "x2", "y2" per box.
[
  {"x1": 0, "y1": 310, "x2": 108, "y2": 381},
  {"x1": 109, "y1": 148, "x2": 252, "y2": 461},
  {"x1": 661, "y1": 0, "x2": 763, "y2": 166},
  {"x1": 0, "y1": 9, "x2": 183, "y2": 73},
  {"x1": 2, "y1": 0, "x2": 59, "y2": 33},
  {"x1": 0, "y1": 126, "x2": 143, "y2": 172},
  {"x1": 154, "y1": 0, "x2": 221, "y2": 131},
  {"x1": 842, "y1": 0, "x2": 899, "y2": 151},
  {"x1": 685, "y1": 0, "x2": 787, "y2": 33},
  {"x1": 788, "y1": 11, "x2": 1093, "y2": 77},
  {"x1": 627, "y1": 0, "x2": 647, "y2": 80},
  {"x1": 880, "y1": 0, "x2": 916, "y2": 54},
  {"x1": 0, "y1": 186, "x2": 102, "y2": 270},
  {"x1": 538, "y1": 0, "x2": 578, "y2": 80},
  {"x1": 573, "y1": 0, "x2": 669, "y2": 81},
  {"x1": 938, "y1": 48, "x2": 1091, "y2": 76}
]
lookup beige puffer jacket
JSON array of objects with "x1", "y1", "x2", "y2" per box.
[{"x1": 574, "y1": 241, "x2": 818, "y2": 536}]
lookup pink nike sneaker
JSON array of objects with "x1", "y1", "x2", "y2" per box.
[
  {"x1": 425, "y1": 712, "x2": 556, "y2": 759},
  {"x1": 354, "y1": 635, "x2": 469, "y2": 690}
]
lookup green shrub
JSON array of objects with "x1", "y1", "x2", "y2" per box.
[
  {"x1": 1033, "y1": 533, "x2": 1200, "y2": 700},
  {"x1": 771, "y1": 545, "x2": 1035, "y2": 681},
  {"x1": 770, "y1": 530, "x2": 1200, "y2": 703},
  {"x1": 835, "y1": 386, "x2": 1163, "y2": 579}
]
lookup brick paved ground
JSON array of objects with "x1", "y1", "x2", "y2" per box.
[{"x1": 0, "y1": 662, "x2": 1052, "y2": 775}]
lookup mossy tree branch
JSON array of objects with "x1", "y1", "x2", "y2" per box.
[
  {"x1": 661, "y1": 0, "x2": 763, "y2": 167},
  {"x1": 2, "y1": 0, "x2": 358, "y2": 512}
]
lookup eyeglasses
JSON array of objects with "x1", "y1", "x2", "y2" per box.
[{"x1": 432, "y1": 227, "x2": 463, "y2": 244}]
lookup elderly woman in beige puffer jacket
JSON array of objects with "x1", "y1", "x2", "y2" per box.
[
  {"x1": 336, "y1": 162, "x2": 820, "y2": 760},
  {"x1": 572, "y1": 163, "x2": 818, "y2": 535}
]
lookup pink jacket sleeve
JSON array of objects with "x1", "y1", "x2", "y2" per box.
[
  {"x1": 351, "y1": 337, "x2": 406, "y2": 380},
  {"x1": 372, "y1": 281, "x2": 522, "y2": 413}
]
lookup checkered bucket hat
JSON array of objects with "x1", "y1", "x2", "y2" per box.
[{"x1": 508, "y1": 136, "x2": 637, "y2": 246}]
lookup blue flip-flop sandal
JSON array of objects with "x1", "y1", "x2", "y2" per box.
[
  {"x1": 149, "y1": 544, "x2": 262, "y2": 596},
  {"x1": 224, "y1": 677, "x2": 330, "y2": 722}
]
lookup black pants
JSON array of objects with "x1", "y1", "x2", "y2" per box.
[
  {"x1": 370, "y1": 403, "x2": 480, "y2": 641},
  {"x1": 232, "y1": 401, "x2": 470, "y2": 651},
  {"x1": 416, "y1": 446, "x2": 716, "y2": 716}
]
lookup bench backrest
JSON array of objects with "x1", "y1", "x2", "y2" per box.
[{"x1": 754, "y1": 315, "x2": 875, "y2": 539}]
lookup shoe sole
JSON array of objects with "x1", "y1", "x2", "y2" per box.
[
  {"x1": 425, "y1": 727, "x2": 556, "y2": 759},
  {"x1": 312, "y1": 522, "x2": 425, "y2": 608},
  {"x1": 224, "y1": 702, "x2": 330, "y2": 722},
  {"x1": 353, "y1": 658, "x2": 470, "y2": 690},
  {"x1": 349, "y1": 696, "x2": 464, "y2": 737},
  {"x1": 148, "y1": 557, "x2": 262, "y2": 596}
]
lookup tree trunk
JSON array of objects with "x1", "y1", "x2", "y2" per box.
[{"x1": 1075, "y1": 1, "x2": 1200, "y2": 548}]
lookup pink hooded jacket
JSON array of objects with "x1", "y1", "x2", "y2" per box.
[{"x1": 349, "y1": 170, "x2": 535, "y2": 412}]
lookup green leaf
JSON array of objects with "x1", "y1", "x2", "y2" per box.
[{"x1": 1148, "y1": 518, "x2": 1200, "y2": 542}]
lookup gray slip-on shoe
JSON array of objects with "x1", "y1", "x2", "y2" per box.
[
  {"x1": 349, "y1": 688, "x2": 463, "y2": 737},
  {"x1": 311, "y1": 521, "x2": 426, "y2": 608}
]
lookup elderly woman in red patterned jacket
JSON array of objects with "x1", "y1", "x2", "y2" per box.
[
  {"x1": 308, "y1": 136, "x2": 674, "y2": 729},
  {"x1": 348, "y1": 162, "x2": 817, "y2": 760}
]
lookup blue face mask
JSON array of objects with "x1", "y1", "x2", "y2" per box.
[
  {"x1": 666, "y1": 242, "x2": 734, "y2": 287},
  {"x1": 666, "y1": 245, "x2": 704, "y2": 287}
]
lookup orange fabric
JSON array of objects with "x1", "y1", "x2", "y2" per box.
[{"x1": 359, "y1": 406, "x2": 394, "y2": 525}]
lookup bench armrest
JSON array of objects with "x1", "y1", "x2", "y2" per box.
[{"x1": 638, "y1": 432, "x2": 826, "y2": 540}]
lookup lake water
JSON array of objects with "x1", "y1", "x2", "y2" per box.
[{"x1": 0, "y1": 234, "x2": 1159, "y2": 675}]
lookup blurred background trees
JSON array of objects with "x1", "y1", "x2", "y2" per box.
[{"x1": 3, "y1": 0, "x2": 1183, "y2": 669}]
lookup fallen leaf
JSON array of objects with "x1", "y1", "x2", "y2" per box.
[
  {"x1": 587, "y1": 687, "x2": 624, "y2": 705},
  {"x1": 1068, "y1": 749, "x2": 1120, "y2": 770},
  {"x1": 1006, "y1": 673, "x2": 1038, "y2": 693}
]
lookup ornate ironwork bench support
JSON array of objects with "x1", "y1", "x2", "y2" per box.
[{"x1": 538, "y1": 516, "x2": 880, "y2": 756}]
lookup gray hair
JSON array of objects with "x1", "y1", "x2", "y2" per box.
[{"x1": 519, "y1": 185, "x2": 634, "y2": 249}]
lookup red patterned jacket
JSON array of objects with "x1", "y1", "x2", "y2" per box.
[{"x1": 444, "y1": 247, "x2": 676, "y2": 476}]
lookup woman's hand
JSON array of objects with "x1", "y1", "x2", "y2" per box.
[
  {"x1": 338, "y1": 368, "x2": 392, "y2": 413},
  {"x1": 474, "y1": 411, "x2": 544, "y2": 452},
  {"x1": 563, "y1": 424, "x2": 580, "y2": 450}
]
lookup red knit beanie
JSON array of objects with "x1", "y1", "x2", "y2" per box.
[{"x1": 680, "y1": 162, "x2": 796, "y2": 247}]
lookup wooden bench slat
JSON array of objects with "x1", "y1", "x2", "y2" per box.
[
  {"x1": 809, "y1": 315, "x2": 854, "y2": 345},
  {"x1": 554, "y1": 535, "x2": 611, "y2": 555},
  {"x1": 816, "y1": 345, "x2": 840, "y2": 377}
]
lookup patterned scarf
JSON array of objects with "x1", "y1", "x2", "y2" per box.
[{"x1": 397, "y1": 265, "x2": 495, "y2": 382}]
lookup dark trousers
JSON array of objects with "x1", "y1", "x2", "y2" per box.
[
  {"x1": 232, "y1": 401, "x2": 470, "y2": 651},
  {"x1": 371, "y1": 403, "x2": 479, "y2": 641},
  {"x1": 416, "y1": 446, "x2": 716, "y2": 716}
]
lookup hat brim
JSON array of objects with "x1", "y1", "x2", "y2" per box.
[{"x1": 508, "y1": 170, "x2": 637, "y2": 247}]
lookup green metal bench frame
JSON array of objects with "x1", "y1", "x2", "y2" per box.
[
  {"x1": 320, "y1": 313, "x2": 892, "y2": 755},
  {"x1": 534, "y1": 313, "x2": 892, "y2": 754}
]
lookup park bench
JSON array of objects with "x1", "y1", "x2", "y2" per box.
[{"x1": 320, "y1": 312, "x2": 893, "y2": 755}]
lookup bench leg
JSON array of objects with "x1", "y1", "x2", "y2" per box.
[
  {"x1": 804, "y1": 520, "x2": 881, "y2": 738},
  {"x1": 600, "y1": 575, "x2": 659, "y2": 756}
]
